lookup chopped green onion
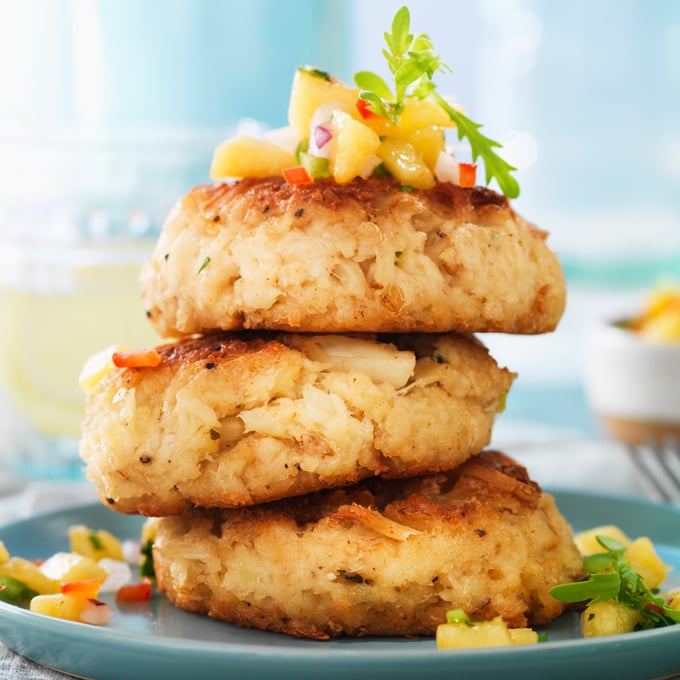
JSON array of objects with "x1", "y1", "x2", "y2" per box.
[
  {"x1": 0, "y1": 576, "x2": 38, "y2": 608},
  {"x1": 299, "y1": 152, "x2": 330, "y2": 179},
  {"x1": 445, "y1": 608, "x2": 473, "y2": 626}
]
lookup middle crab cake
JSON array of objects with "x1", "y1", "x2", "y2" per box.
[{"x1": 80, "y1": 331, "x2": 514, "y2": 516}]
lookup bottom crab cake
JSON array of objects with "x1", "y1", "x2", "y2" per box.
[
  {"x1": 150, "y1": 451, "x2": 585, "y2": 639},
  {"x1": 80, "y1": 331, "x2": 514, "y2": 516}
]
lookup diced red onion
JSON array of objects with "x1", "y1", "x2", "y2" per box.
[
  {"x1": 313, "y1": 125, "x2": 333, "y2": 150},
  {"x1": 122, "y1": 539, "x2": 141, "y2": 565},
  {"x1": 98, "y1": 558, "x2": 133, "y2": 593},
  {"x1": 308, "y1": 103, "x2": 337, "y2": 158},
  {"x1": 80, "y1": 599, "x2": 114, "y2": 626},
  {"x1": 434, "y1": 151, "x2": 460, "y2": 185}
]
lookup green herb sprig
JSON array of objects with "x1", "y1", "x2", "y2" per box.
[
  {"x1": 550, "y1": 535, "x2": 680, "y2": 629},
  {"x1": 354, "y1": 6, "x2": 519, "y2": 198}
]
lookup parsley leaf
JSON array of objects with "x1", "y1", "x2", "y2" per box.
[
  {"x1": 88, "y1": 531, "x2": 103, "y2": 551},
  {"x1": 353, "y1": 5, "x2": 519, "y2": 198},
  {"x1": 550, "y1": 535, "x2": 680, "y2": 629},
  {"x1": 198, "y1": 256, "x2": 211, "y2": 274},
  {"x1": 139, "y1": 539, "x2": 156, "y2": 580}
]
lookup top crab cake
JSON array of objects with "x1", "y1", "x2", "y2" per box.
[{"x1": 140, "y1": 177, "x2": 565, "y2": 338}]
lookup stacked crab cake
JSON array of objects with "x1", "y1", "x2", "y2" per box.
[
  {"x1": 79, "y1": 176, "x2": 585, "y2": 639},
  {"x1": 79, "y1": 9, "x2": 583, "y2": 639}
]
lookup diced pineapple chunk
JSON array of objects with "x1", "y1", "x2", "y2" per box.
[
  {"x1": 284, "y1": 334, "x2": 415, "y2": 389},
  {"x1": 436, "y1": 616, "x2": 515, "y2": 649},
  {"x1": 667, "y1": 588, "x2": 680, "y2": 609},
  {"x1": 0, "y1": 541, "x2": 9, "y2": 565},
  {"x1": 288, "y1": 67, "x2": 359, "y2": 138},
  {"x1": 210, "y1": 135, "x2": 297, "y2": 180},
  {"x1": 30, "y1": 592, "x2": 87, "y2": 622},
  {"x1": 359, "y1": 112, "x2": 395, "y2": 137},
  {"x1": 39, "y1": 552, "x2": 107, "y2": 584},
  {"x1": 509, "y1": 627, "x2": 540, "y2": 645},
  {"x1": 575, "y1": 526, "x2": 668, "y2": 589},
  {"x1": 69, "y1": 525, "x2": 124, "y2": 562},
  {"x1": 582, "y1": 600, "x2": 643, "y2": 637},
  {"x1": 330, "y1": 111, "x2": 381, "y2": 183},
  {"x1": 574, "y1": 525, "x2": 631, "y2": 556},
  {"x1": 641, "y1": 313, "x2": 680, "y2": 343},
  {"x1": 397, "y1": 97, "x2": 456, "y2": 134},
  {"x1": 377, "y1": 138, "x2": 435, "y2": 189},
  {"x1": 406, "y1": 125, "x2": 446, "y2": 170},
  {"x1": 625, "y1": 536, "x2": 669, "y2": 590},
  {"x1": 78, "y1": 345, "x2": 126, "y2": 393},
  {"x1": 0, "y1": 558, "x2": 59, "y2": 595}
]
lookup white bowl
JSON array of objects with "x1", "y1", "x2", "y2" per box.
[{"x1": 584, "y1": 321, "x2": 680, "y2": 444}]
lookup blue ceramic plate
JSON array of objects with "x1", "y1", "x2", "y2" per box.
[{"x1": 0, "y1": 491, "x2": 679, "y2": 680}]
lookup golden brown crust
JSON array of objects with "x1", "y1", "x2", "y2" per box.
[
  {"x1": 153, "y1": 451, "x2": 585, "y2": 639},
  {"x1": 80, "y1": 331, "x2": 514, "y2": 515},
  {"x1": 140, "y1": 177, "x2": 565, "y2": 336},
  {"x1": 192, "y1": 177, "x2": 522, "y2": 228}
]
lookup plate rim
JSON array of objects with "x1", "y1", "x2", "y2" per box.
[{"x1": 0, "y1": 488, "x2": 679, "y2": 679}]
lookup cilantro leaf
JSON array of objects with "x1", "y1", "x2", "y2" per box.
[
  {"x1": 434, "y1": 94, "x2": 519, "y2": 199},
  {"x1": 386, "y1": 6, "x2": 412, "y2": 56},
  {"x1": 354, "y1": 71, "x2": 393, "y2": 101},
  {"x1": 550, "y1": 534, "x2": 680, "y2": 630},
  {"x1": 549, "y1": 571, "x2": 621, "y2": 606},
  {"x1": 353, "y1": 5, "x2": 519, "y2": 198},
  {"x1": 357, "y1": 90, "x2": 392, "y2": 120}
]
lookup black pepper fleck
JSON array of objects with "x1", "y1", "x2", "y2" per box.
[
  {"x1": 205, "y1": 362, "x2": 216, "y2": 369},
  {"x1": 164, "y1": 253, "x2": 169, "y2": 261},
  {"x1": 139, "y1": 455, "x2": 152, "y2": 464},
  {"x1": 294, "y1": 208, "x2": 304, "y2": 217},
  {"x1": 212, "y1": 215, "x2": 220, "y2": 222},
  {"x1": 145, "y1": 310, "x2": 152, "y2": 318},
  {"x1": 106, "y1": 498, "x2": 115, "y2": 505},
  {"x1": 475, "y1": 529, "x2": 487, "y2": 537},
  {"x1": 263, "y1": 205, "x2": 270, "y2": 213}
]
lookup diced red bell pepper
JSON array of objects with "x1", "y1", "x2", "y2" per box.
[
  {"x1": 61, "y1": 578, "x2": 101, "y2": 599},
  {"x1": 112, "y1": 348, "x2": 162, "y2": 369},
  {"x1": 282, "y1": 165, "x2": 314, "y2": 186},
  {"x1": 458, "y1": 162, "x2": 477, "y2": 188},
  {"x1": 356, "y1": 97, "x2": 383, "y2": 120},
  {"x1": 115, "y1": 578, "x2": 153, "y2": 603}
]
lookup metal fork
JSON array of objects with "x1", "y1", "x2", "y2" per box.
[{"x1": 627, "y1": 439, "x2": 680, "y2": 503}]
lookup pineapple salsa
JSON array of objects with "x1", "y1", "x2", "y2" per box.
[
  {"x1": 0, "y1": 522, "x2": 156, "y2": 626},
  {"x1": 437, "y1": 525, "x2": 680, "y2": 649},
  {"x1": 1, "y1": 517, "x2": 677, "y2": 643},
  {"x1": 621, "y1": 281, "x2": 680, "y2": 344},
  {"x1": 210, "y1": 6, "x2": 519, "y2": 197}
]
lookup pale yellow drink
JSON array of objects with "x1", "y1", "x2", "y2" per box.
[{"x1": 0, "y1": 240, "x2": 159, "y2": 466}]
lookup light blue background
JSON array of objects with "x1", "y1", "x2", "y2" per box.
[{"x1": 0, "y1": 0, "x2": 678, "y2": 443}]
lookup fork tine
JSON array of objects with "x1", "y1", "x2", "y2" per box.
[{"x1": 626, "y1": 440, "x2": 680, "y2": 504}]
